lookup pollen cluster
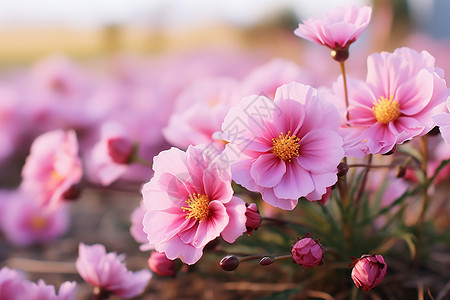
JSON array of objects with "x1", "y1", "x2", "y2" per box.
[
  {"x1": 182, "y1": 193, "x2": 211, "y2": 222},
  {"x1": 272, "y1": 131, "x2": 300, "y2": 162},
  {"x1": 372, "y1": 96, "x2": 401, "y2": 124}
]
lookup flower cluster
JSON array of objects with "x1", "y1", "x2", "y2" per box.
[{"x1": 1, "y1": 3, "x2": 450, "y2": 299}]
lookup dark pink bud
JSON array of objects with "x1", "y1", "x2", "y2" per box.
[
  {"x1": 245, "y1": 203, "x2": 260, "y2": 236},
  {"x1": 107, "y1": 137, "x2": 134, "y2": 164},
  {"x1": 351, "y1": 254, "x2": 387, "y2": 291},
  {"x1": 259, "y1": 257, "x2": 274, "y2": 266},
  {"x1": 220, "y1": 255, "x2": 239, "y2": 271},
  {"x1": 148, "y1": 252, "x2": 176, "y2": 277},
  {"x1": 291, "y1": 234, "x2": 323, "y2": 268}
]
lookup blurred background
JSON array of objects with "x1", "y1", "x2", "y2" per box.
[{"x1": 0, "y1": 0, "x2": 449, "y2": 66}]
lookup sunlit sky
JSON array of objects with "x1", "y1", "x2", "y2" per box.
[{"x1": 0, "y1": 0, "x2": 373, "y2": 28}]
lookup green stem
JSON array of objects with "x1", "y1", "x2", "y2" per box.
[{"x1": 415, "y1": 135, "x2": 430, "y2": 265}]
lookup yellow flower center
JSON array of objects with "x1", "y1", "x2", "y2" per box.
[
  {"x1": 182, "y1": 193, "x2": 211, "y2": 222},
  {"x1": 30, "y1": 216, "x2": 47, "y2": 231},
  {"x1": 372, "y1": 96, "x2": 401, "y2": 124},
  {"x1": 272, "y1": 131, "x2": 300, "y2": 162}
]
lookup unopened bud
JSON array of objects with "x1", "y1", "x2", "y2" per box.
[
  {"x1": 245, "y1": 203, "x2": 260, "y2": 236},
  {"x1": 259, "y1": 257, "x2": 274, "y2": 266},
  {"x1": 337, "y1": 162, "x2": 349, "y2": 177},
  {"x1": 220, "y1": 255, "x2": 239, "y2": 271},
  {"x1": 291, "y1": 233, "x2": 323, "y2": 268},
  {"x1": 351, "y1": 254, "x2": 387, "y2": 291},
  {"x1": 107, "y1": 137, "x2": 134, "y2": 164},
  {"x1": 148, "y1": 252, "x2": 176, "y2": 277}
]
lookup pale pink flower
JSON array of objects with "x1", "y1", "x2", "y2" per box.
[
  {"x1": 148, "y1": 252, "x2": 176, "y2": 277},
  {"x1": 222, "y1": 82, "x2": 344, "y2": 210},
  {"x1": 21, "y1": 129, "x2": 83, "y2": 208},
  {"x1": 1, "y1": 190, "x2": 69, "y2": 246},
  {"x1": 130, "y1": 201, "x2": 153, "y2": 251},
  {"x1": 241, "y1": 58, "x2": 310, "y2": 99},
  {"x1": 351, "y1": 254, "x2": 387, "y2": 291},
  {"x1": 26, "y1": 280, "x2": 76, "y2": 300},
  {"x1": 86, "y1": 122, "x2": 134, "y2": 186},
  {"x1": 334, "y1": 47, "x2": 448, "y2": 156},
  {"x1": 76, "y1": 243, "x2": 152, "y2": 298},
  {"x1": 433, "y1": 98, "x2": 450, "y2": 144},
  {"x1": 0, "y1": 267, "x2": 29, "y2": 300},
  {"x1": 294, "y1": 5, "x2": 372, "y2": 59},
  {"x1": 141, "y1": 145, "x2": 247, "y2": 265},
  {"x1": 291, "y1": 234, "x2": 323, "y2": 268},
  {"x1": 163, "y1": 77, "x2": 240, "y2": 149}
]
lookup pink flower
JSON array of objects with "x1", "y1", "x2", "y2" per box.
[
  {"x1": 20, "y1": 129, "x2": 83, "y2": 208},
  {"x1": 26, "y1": 280, "x2": 76, "y2": 300},
  {"x1": 335, "y1": 47, "x2": 448, "y2": 156},
  {"x1": 351, "y1": 254, "x2": 387, "y2": 291},
  {"x1": 86, "y1": 122, "x2": 134, "y2": 186},
  {"x1": 433, "y1": 98, "x2": 450, "y2": 144},
  {"x1": 148, "y1": 252, "x2": 176, "y2": 277},
  {"x1": 76, "y1": 243, "x2": 152, "y2": 298},
  {"x1": 291, "y1": 234, "x2": 323, "y2": 268},
  {"x1": 163, "y1": 77, "x2": 240, "y2": 149},
  {"x1": 241, "y1": 58, "x2": 310, "y2": 100},
  {"x1": 294, "y1": 5, "x2": 372, "y2": 60},
  {"x1": 0, "y1": 267, "x2": 29, "y2": 300},
  {"x1": 244, "y1": 203, "x2": 260, "y2": 236},
  {"x1": 222, "y1": 82, "x2": 344, "y2": 210},
  {"x1": 130, "y1": 201, "x2": 153, "y2": 251},
  {"x1": 1, "y1": 190, "x2": 69, "y2": 246},
  {"x1": 141, "y1": 145, "x2": 247, "y2": 265}
]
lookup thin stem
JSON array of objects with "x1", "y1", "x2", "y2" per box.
[
  {"x1": 415, "y1": 135, "x2": 430, "y2": 265},
  {"x1": 339, "y1": 61, "x2": 350, "y2": 121},
  {"x1": 261, "y1": 217, "x2": 306, "y2": 229},
  {"x1": 354, "y1": 154, "x2": 373, "y2": 205},
  {"x1": 348, "y1": 163, "x2": 392, "y2": 169},
  {"x1": 133, "y1": 155, "x2": 152, "y2": 168}
]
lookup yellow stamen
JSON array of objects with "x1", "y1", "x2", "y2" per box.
[
  {"x1": 182, "y1": 193, "x2": 211, "y2": 222},
  {"x1": 272, "y1": 131, "x2": 300, "y2": 162},
  {"x1": 30, "y1": 216, "x2": 47, "y2": 230},
  {"x1": 372, "y1": 96, "x2": 400, "y2": 124}
]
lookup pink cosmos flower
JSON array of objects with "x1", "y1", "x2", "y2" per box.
[
  {"x1": 0, "y1": 267, "x2": 29, "y2": 300},
  {"x1": 86, "y1": 122, "x2": 134, "y2": 186},
  {"x1": 20, "y1": 129, "x2": 83, "y2": 208},
  {"x1": 291, "y1": 234, "x2": 323, "y2": 268},
  {"x1": 294, "y1": 5, "x2": 372, "y2": 59},
  {"x1": 241, "y1": 58, "x2": 310, "y2": 100},
  {"x1": 1, "y1": 190, "x2": 69, "y2": 246},
  {"x1": 222, "y1": 82, "x2": 344, "y2": 210},
  {"x1": 334, "y1": 47, "x2": 448, "y2": 156},
  {"x1": 351, "y1": 254, "x2": 387, "y2": 291},
  {"x1": 26, "y1": 280, "x2": 76, "y2": 300},
  {"x1": 141, "y1": 145, "x2": 247, "y2": 265},
  {"x1": 163, "y1": 77, "x2": 240, "y2": 150},
  {"x1": 76, "y1": 243, "x2": 152, "y2": 298}
]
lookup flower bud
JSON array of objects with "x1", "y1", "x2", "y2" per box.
[
  {"x1": 220, "y1": 255, "x2": 239, "y2": 271},
  {"x1": 351, "y1": 254, "x2": 387, "y2": 291},
  {"x1": 259, "y1": 257, "x2": 274, "y2": 266},
  {"x1": 291, "y1": 234, "x2": 323, "y2": 268},
  {"x1": 107, "y1": 137, "x2": 134, "y2": 164},
  {"x1": 148, "y1": 252, "x2": 176, "y2": 277},
  {"x1": 337, "y1": 162, "x2": 349, "y2": 177},
  {"x1": 245, "y1": 203, "x2": 260, "y2": 235}
]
